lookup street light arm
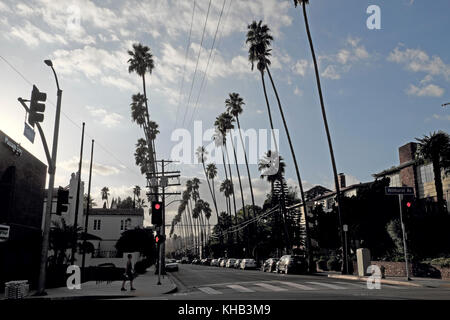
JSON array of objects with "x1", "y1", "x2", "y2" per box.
[{"x1": 50, "y1": 66, "x2": 60, "y2": 92}]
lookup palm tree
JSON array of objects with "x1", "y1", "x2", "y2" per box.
[
  {"x1": 293, "y1": 0, "x2": 347, "y2": 272},
  {"x1": 128, "y1": 43, "x2": 157, "y2": 199},
  {"x1": 220, "y1": 179, "x2": 233, "y2": 217},
  {"x1": 133, "y1": 185, "x2": 141, "y2": 209},
  {"x1": 130, "y1": 93, "x2": 147, "y2": 128},
  {"x1": 416, "y1": 131, "x2": 450, "y2": 214},
  {"x1": 258, "y1": 152, "x2": 291, "y2": 254},
  {"x1": 206, "y1": 163, "x2": 219, "y2": 219},
  {"x1": 215, "y1": 113, "x2": 239, "y2": 223},
  {"x1": 202, "y1": 201, "x2": 212, "y2": 240},
  {"x1": 101, "y1": 187, "x2": 110, "y2": 208},
  {"x1": 134, "y1": 138, "x2": 149, "y2": 175},
  {"x1": 246, "y1": 21, "x2": 279, "y2": 154},
  {"x1": 247, "y1": 19, "x2": 313, "y2": 270},
  {"x1": 196, "y1": 146, "x2": 219, "y2": 217}
]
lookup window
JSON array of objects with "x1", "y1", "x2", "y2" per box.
[
  {"x1": 389, "y1": 174, "x2": 401, "y2": 187},
  {"x1": 93, "y1": 219, "x2": 101, "y2": 231},
  {"x1": 417, "y1": 163, "x2": 434, "y2": 184}
]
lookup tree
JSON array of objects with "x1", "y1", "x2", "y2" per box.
[
  {"x1": 293, "y1": 0, "x2": 347, "y2": 272},
  {"x1": 196, "y1": 147, "x2": 219, "y2": 220},
  {"x1": 416, "y1": 131, "x2": 450, "y2": 214},
  {"x1": 101, "y1": 187, "x2": 110, "y2": 208},
  {"x1": 115, "y1": 228, "x2": 156, "y2": 264},
  {"x1": 116, "y1": 196, "x2": 134, "y2": 209},
  {"x1": 49, "y1": 219, "x2": 83, "y2": 266},
  {"x1": 83, "y1": 194, "x2": 96, "y2": 210}
]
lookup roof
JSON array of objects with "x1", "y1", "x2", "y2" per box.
[
  {"x1": 87, "y1": 208, "x2": 144, "y2": 217},
  {"x1": 372, "y1": 159, "x2": 417, "y2": 178}
]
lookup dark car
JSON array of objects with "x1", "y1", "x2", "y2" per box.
[
  {"x1": 262, "y1": 258, "x2": 279, "y2": 272},
  {"x1": 202, "y1": 258, "x2": 212, "y2": 266},
  {"x1": 276, "y1": 255, "x2": 307, "y2": 274}
]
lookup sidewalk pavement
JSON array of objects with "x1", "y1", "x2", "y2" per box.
[
  {"x1": 21, "y1": 266, "x2": 177, "y2": 300},
  {"x1": 324, "y1": 271, "x2": 450, "y2": 288}
]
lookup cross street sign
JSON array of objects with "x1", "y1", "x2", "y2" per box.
[
  {"x1": 23, "y1": 122, "x2": 35, "y2": 143},
  {"x1": 385, "y1": 187, "x2": 414, "y2": 195}
]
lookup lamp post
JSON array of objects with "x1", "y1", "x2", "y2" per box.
[{"x1": 36, "y1": 59, "x2": 63, "y2": 295}]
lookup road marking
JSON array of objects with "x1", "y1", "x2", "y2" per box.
[
  {"x1": 276, "y1": 281, "x2": 315, "y2": 290},
  {"x1": 254, "y1": 282, "x2": 288, "y2": 292},
  {"x1": 306, "y1": 281, "x2": 346, "y2": 290},
  {"x1": 227, "y1": 284, "x2": 255, "y2": 293},
  {"x1": 333, "y1": 281, "x2": 367, "y2": 289},
  {"x1": 198, "y1": 287, "x2": 223, "y2": 295}
]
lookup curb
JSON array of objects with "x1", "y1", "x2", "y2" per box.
[
  {"x1": 327, "y1": 274, "x2": 423, "y2": 287},
  {"x1": 164, "y1": 273, "x2": 178, "y2": 294}
]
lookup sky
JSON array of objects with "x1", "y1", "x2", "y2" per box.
[{"x1": 1, "y1": 0, "x2": 449, "y2": 229}]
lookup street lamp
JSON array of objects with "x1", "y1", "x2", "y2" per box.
[
  {"x1": 36, "y1": 59, "x2": 63, "y2": 295},
  {"x1": 442, "y1": 102, "x2": 450, "y2": 107}
]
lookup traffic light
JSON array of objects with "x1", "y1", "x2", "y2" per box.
[
  {"x1": 402, "y1": 195, "x2": 415, "y2": 214},
  {"x1": 28, "y1": 85, "x2": 47, "y2": 126},
  {"x1": 155, "y1": 233, "x2": 165, "y2": 244},
  {"x1": 151, "y1": 201, "x2": 163, "y2": 226},
  {"x1": 56, "y1": 187, "x2": 69, "y2": 215}
]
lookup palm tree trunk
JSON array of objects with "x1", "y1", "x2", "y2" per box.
[
  {"x1": 301, "y1": 2, "x2": 347, "y2": 273},
  {"x1": 202, "y1": 160, "x2": 219, "y2": 220},
  {"x1": 266, "y1": 66, "x2": 312, "y2": 270},
  {"x1": 260, "y1": 70, "x2": 279, "y2": 153}
]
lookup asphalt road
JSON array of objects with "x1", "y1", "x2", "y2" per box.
[{"x1": 165, "y1": 264, "x2": 450, "y2": 300}]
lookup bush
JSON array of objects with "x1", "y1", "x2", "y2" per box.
[
  {"x1": 430, "y1": 257, "x2": 450, "y2": 268},
  {"x1": 317, "y1": 257, "x2": 328, "y2": 271},
  {"x1": 327, "y1": 257, "x2": 341, "y2": 271},
  {"x1": 134, "y1": 259, "x2": 151, "y2": 274}
]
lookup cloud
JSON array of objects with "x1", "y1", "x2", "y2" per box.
[
  {"x1": 388, "y1": 46, "x2": 450, "y2": 81},
  {"x1": 292, "y1": 59, "x2": 309, "y2": 76},
  {"x1": 319, "y1": 37, "x2": 371, "y2": 80},
  {"x1": 86, "y1": 106, "x2": 124, "y2": 128},
  {"x1": 8, "y1": 21, "x2": 68, "y2": 47},
  {"x1": 59, "y1": 157, "x2": 121, "y2": 177},
  {"x1": 406, "y1": 83, "x2": 444, "y2": 97},
  {"x1": 430, "y1": 114, "x2": 450, "y2": 121}
]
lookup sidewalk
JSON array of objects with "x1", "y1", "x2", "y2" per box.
[
  {"x1": 21, "y1": 266, "x2": 177, "y2": 300},
  {"x1": 324, "y1": 271, "x2": 450, "y2": 288}
]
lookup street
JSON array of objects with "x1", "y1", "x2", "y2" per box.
[{"x1": 165, "y1": 264, "x2": 450, "y2": 300}]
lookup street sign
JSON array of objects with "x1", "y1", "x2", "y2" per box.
[
  {"x1": 24, "y1": 122, "x2": 35, "y2": 143},
  {"x1": 0, "y1": 224, "x2": 10, "y2": 242},
  {"x1": 385, "y1": 187, "x2": 414, "y2": 195}
]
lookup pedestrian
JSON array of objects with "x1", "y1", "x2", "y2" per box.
[{"x1": 121, "y1": 254, "x2": 136, "y2": 291}]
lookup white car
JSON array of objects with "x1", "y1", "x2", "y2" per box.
[
  {"x1": 165, "y1": 259, "x2": 179, "y2": 272},
  {"x1": 240, "y1": 258, "x2": 257, "y2": 270},
  {"x1": 225, "y1": 258, "x2": 236, "y2": 268}
]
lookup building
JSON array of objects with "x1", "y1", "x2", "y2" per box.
[
  {"x1": 0, "y1": 130, "x2": 47, "y2": 289},
  {"x1": 373, "y1": 142, "x2": 450, "y2": 212},
  {"x1": 84, "y1": 208, "x2": 145, "y2": 256}
]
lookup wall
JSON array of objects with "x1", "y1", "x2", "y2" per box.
[{"x1": 74, "y1": 252, "x2": 141, "y2": 268}]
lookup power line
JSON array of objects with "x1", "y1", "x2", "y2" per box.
[
  {"x1": 187, "y1": 0, "x2": 233, "y2": 127},
  {"x1": 187, "y1": 0, "x2": 227, "y2": 127},
  {"x1": 181, "y1": 0, "x2": 213, "y2": 127},
  {"x1": 172, "y1": 0, "x2": 197, "y2": 133},
  {"x1": 0, "y1": 54, "x2": 143, "y2": 179}
]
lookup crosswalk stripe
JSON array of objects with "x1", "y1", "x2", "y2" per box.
[
  {"x1": 254, "y1": 282, "x2": 288, "y2": 292},
  {"x1": 276, "y1": 281, "x2": 315, "y2": 290},
  {"x1": 198, "y1": 287, "x2": 223, "y2": 295},
  {"x1": 306, "y1": 281, "x2": 346, "y2": 290},
  {"x1": 333, "y1": 281, "x2": 367, "y2": 289},
  {"x1": 227, "y1": 284, "x2": 255, "y2": 293}
]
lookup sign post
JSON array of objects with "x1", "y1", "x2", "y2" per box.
[{"x1": 385, "y1": 187, "x2": 414, "y2": 281}]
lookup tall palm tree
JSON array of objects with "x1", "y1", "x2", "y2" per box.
[
  {"x1": 246, "y1": 21, "x2": 279, "y2": 154},
  {"x1": 206, "y1": 163, "x2": 219, "y2": 219},
  {"x1": 202, "y1": 201, "x2": 212, "y2": 240},
  {"x1": 134, "y1": 138, "x2": 149, "y2": 175},
  {"x1": 416, "y1": 131, "x2": 450, "y2": 214},
  {"x1": 247, "y1": 19, "x2": 313, "y2": 270},
  {"x1": 130, "y1": 93, "x2": 147, "y2": 128},
  {"x1": 196, "y1": 146, "x2": 219, "y2": 218},
  {"x1": 128, "y1": 43, "x2": 157, "y2": 198},
  {"x1": 101, "y1": 187, "x2": 110, "y2": 208},
  {"x1": 293, "y1": 0, "x2": 347, "y2": 272},
  {"x1": 226, "y1": 93, "x2": 256, "y2": 218},
  {"x1": 133, "y1": 186, "x2": 141, "y2": 209}
]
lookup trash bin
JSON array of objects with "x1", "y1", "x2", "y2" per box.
[{"x1": 356, "y1": 248, "x2": 371, "y2": 277}]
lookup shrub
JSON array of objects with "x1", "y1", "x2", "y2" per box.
[
  {"x1": 327, "y1": 257, "x2": 341, "y2": 271},
  {"x1": 134, "y1": 259, "x2": 151, "y2": 274},
  {"x1": 317, "y1": 257, "x2": 328, "y2": 271},
  {"x1": 430, "y1": 257, "x2": 450, "y2": 268}
]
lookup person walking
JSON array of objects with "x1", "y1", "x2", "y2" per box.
[{"x1": 121, "y1": 254, "x2": 136, "y2": 291}]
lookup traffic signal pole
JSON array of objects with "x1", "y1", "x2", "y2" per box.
[
  {"x1": 37, "y1": 82, "x2": 62, "y2": 295},
  {"x1": 398, "y1": 194, "x2": 411, "y2": 281}
]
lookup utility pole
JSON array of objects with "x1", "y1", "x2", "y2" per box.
[
  {"x1": 71, "y1": 122, "x2": 85, "y2": 265},
  {"x1": 82, "y1": 139, "x2": 94, "y2": 270},
  {"x1": 147, "y1": 159, "x2": 180, "y2": 283}
]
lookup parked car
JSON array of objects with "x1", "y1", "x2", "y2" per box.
[
  {"x1": 226, "y1": 258, "x2": 236, "y2": 268},
  {"x1": 220, "y1": 259, "x2": 227, "y2": 267},
  {"x1": 262, "y1": 258, "x2": 279, "y2": 272},
  {"x1": 204, "y1": 258, "x2": 212, "y2": 266},
  {"x1": 176, "y1": 259, "x2": 182, "y2": 263},
  {"x1": 191, "y1": 258, "x2": 200, "y2": 264},
  {"x1": 240, "y1": 258, "x2": 257, "y2": 270},
  {"x1": 165, "y1": 259, "x2": 179, "y2": 272},
  {"x1": 181, "y1": 257, "x2": 189, "y2": 264},
  {"x1": 234, "y1": 259, "x2": 241, "y2": 269},
  {"x1": 276, "y1": 255, "x2": 307, "y2": 274},
  {"x1": 210, "y1": 259, "x2": 218, "y2": 266}
]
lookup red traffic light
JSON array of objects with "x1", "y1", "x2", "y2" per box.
[
  {"x1": 406, "y1": 202, "x2": 411, "y2": 208},
  {"x1": 155, "y1": 203, "x2": 160, "y2": 210},
  {"x1": 155, "y1": 236, "x2": 160, "y2": 243}
]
